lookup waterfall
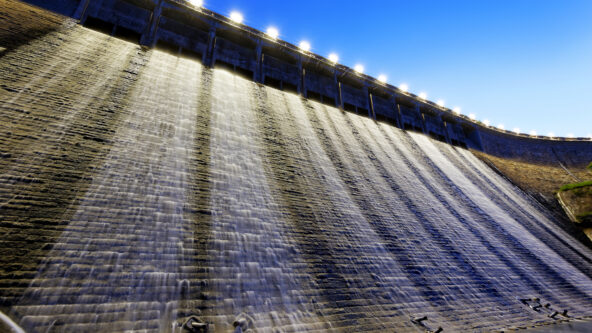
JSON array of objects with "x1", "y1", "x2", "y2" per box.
[
  {"x1": 2, "y1": 21, "x2": 592, "y2": 333},
  {"x1": 11, "y1": 49, "x2": 202, "y2": 333},
  {"x1": 205, "y1": 69, "x2": 329, "y2": 332}
]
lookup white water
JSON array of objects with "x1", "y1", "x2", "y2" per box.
[
  {"x1": 413, "y1": 133, "x2": 592, "y2": 291},
  {"x1": 12, "y1": 50, "x2": 201, "y2": 332},
  {"x1": 206, "y1": 69, "x2": 328, "y2": 332},
  {"x1": 3, "y1": 25, "x2": 592, "y2": 332}
]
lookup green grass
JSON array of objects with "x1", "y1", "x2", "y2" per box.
[
  {"x1": 558, "y1": 180, "x2": 592, "y2": 192},
  {"x1": 576, "y1": 212, "x2": 592, "y2": 223}
]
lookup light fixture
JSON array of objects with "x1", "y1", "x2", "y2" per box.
[
  {"x1": 377, "y1": 74, "x2": 387, "y2": 83},
  {"x1": 299, "y1": 40, "x2": 311, "y2": 52},
  {"x1": 513, "y1": 128, "x2": 520, "y2": 134},
  {"x1": 529, "y1": 130, "x2": 537, "y2": 136},
  {"x1": 452, "y1": 107, "x2": 461, "y2": 114},
  {"x1": 418, "y1": 92, "x2": 427, "y2": 100},
  {"x1": 266, "y1": 26, "x2": 279, "y2": 39},
  {"x1": 436, "y1": 100, "x2": 445, "y2": 107},
  {"x1": 188, "y1": 0, "x2": 203, "y2": 7},
  {"x1": 230, "y1": 11, "x2": 243, "y2": 24},
  {"x1": 483, "y1": 119, "x2": 490, "y2": 126},
  {"x1": 354, "y1": 64, "x2": 364, "y2": 74},
  {"x1": 399, "y1": 83, "x2": 409, "y2": 92},
  {"x1": 328, "y1": 53, "x2": 339, "y2": 64},
  {"x1": 497, "y1": 124, "x2": 505, "y2": 130}
]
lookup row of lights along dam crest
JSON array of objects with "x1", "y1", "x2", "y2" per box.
[{"x1": 187, "y1": 0, "x2": 585, "y2": 139}]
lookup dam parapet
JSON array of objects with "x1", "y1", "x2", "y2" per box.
[{"x1": 19, "y1": 0, "x2": 592, "y2": 166}]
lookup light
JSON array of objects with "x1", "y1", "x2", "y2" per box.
[
  {"x1": 513, "y1": 128, "x2": 520, "y2": 134},
  {"x1": 328, "y1": 53, "x2": 339, "y2": 64},
  {"x1": 588, "y1": 134, "x2": 592, "y2": 140},
  {"x1": 497, "y1": 124, "x2": 505, "y2": 130},
  {"x1": 377, "y1": 74, "x2": 388, "y2": 83},
  {"x1": 299, "y1": 40, "x2": 311, "y2": 52},
  {"x1": 399, "y1": 83, "x2": 409, "y2": 92},
  {"x1": 529, "y1": 130, "x2": 537, "y2": 136},
  {"x1": 567, "y1": 133, "x2": 574, "y2": 138},
  {"x1": 188, "y1": 0, "x2": 203, "y2": 7},
  {"x1": 469, "y1": 113, "x2": 476, "y2": 120},
  {"x1": 436, "y1": 100, "x2": 445, "y2": 107},
  {"x1": 483, "y1": 119, "x2": 490, "y2": 126},
  {"x1": 266, "y1": 26, "x2": 279, "y2": 39},
  {"x1": 229, "y1": 11, "x2": 243, "y2": 24},
  {"x1": 547, "y1": 132, "x2": 555, "y2": 138},
  {"x1": 418, "y1": 92, "x2": 428, "y2": 100},
  {"x1": 354, "y1": 64, "x2": 365, "y2": 74},
  {"x1": 452, "y1": 107, "x2": 461, "y2": 114}
]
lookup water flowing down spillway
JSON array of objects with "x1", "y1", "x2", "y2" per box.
[{"x1": 3, "y1": 20, "x2": 592, "y2": 332}]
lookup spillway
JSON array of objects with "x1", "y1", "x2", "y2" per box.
[{"x1": 2, "y1": 11, "x2": 592, "y2": 333}]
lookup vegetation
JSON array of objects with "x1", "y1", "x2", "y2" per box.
[
  {"x1": 576, "y1": 212, "x2": 592, "y2": 224},
  {"x1": 558, "y1": 180, "x2": 592, "y2": 192},
  {"x1": 588, "y1": 161, "x2": 592, "y2": 171}
]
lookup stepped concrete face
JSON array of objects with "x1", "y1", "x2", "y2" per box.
[{"x1": 2, "y1": 1, "x2": 592, "y2": 332}]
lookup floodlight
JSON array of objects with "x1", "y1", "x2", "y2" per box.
[
  {"x1": 328, "y1": 53, "x2": 339, "y2": 64},
  {"x1": 266, "y1": 27, "x2": 279, "y2": 39},
  {"x1": 230, "y1": 11, "x2": 243, "y2": 24},
  {"x1": 299, "y1": 41, "x2": 311, "y2": 52}
]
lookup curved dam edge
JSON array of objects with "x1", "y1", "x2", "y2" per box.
[{"x1": 14, "y1": 0, "x2": 592, "y2": 168}]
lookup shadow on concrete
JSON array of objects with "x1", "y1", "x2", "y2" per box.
[{"x1": 0, "y1": 0, "x2": 67, "y2": 57}]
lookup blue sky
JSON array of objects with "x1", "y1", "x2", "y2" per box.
[{"x1": 202, "y1": 0, "x2": 592, "y2": 138}]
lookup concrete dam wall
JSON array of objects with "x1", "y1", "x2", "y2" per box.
[{"x1": 2, "y1": 1, "x2": 592, "y2": 332}]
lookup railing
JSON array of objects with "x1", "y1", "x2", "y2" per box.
[{"x1": 0, "y1": 311, "x2": 25, "y2": 333}]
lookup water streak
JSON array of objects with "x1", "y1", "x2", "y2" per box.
[
  {"x1": 12, "y1": 51, "x2": 201, "y2": 333},
  {"x1": 206, "y1": 70, "x2": 326, "y2": 332}
]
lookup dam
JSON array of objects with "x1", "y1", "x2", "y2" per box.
[{"x1": 2, "y1": 0, "x2": 592, "y2": 332}]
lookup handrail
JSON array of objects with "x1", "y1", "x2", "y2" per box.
[{"x1": 0, "y1": 311, "x2": 25, "y2": 333}]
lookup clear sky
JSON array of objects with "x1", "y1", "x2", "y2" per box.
[{"x1": 202, "y1": 0, "x2": 592, "y2": 138}]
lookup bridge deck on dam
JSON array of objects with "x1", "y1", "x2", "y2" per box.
[{"x1": 2, "y1": 1, "x2": 592, "y2": 332}]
